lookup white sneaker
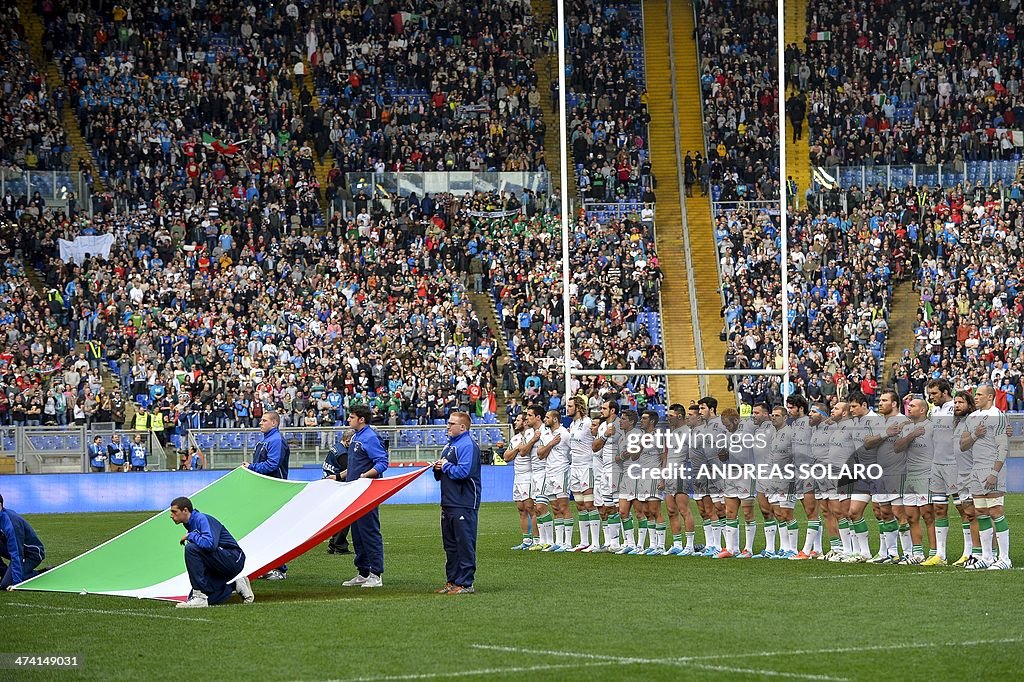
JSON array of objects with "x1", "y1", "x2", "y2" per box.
[
  {"x1": 234, "y1": 576, "x2": 254, "y2": 604},
  {"x1": 987, "y1": 558, "x2": 1013, "y2": 570},
  {"x1": 263, "y1": 569, "x2": 287, "y2": 581},
  {"x1": 361, "y1": 573, "x2": 383, "y2": 588},
  {"x1": 176, "y1": 592, "x2": 209, "y2": 608},
  {"x1": 342, "y1": 574, "x2": 368, "y2": 587}
]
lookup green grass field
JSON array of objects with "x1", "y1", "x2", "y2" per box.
[{"x1": 5, "y1": 499, "x2": 1024, "y2": 681}]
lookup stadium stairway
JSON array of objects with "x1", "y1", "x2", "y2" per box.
[
  {"x1": 883, "y1": 280, "x2": 920, "y2": 387},
  {"x1": 784, "y1": 0, "x2": 811, "y2": 207},
  {"x1": 19, "y1": 0, "x2": 106, "y2": 195},
  {"x1": 642, "y1": 0, "x2": 729, "y2": 403},
  {"x1": 532, "y1": 0, "x2": 570, "y2": 202},
  {"x1": 468, "y1": 292, "x2": 512, "y2": 417},
  {"x1": 292, "y1": 58, "x2": 335, "y2": 214}
]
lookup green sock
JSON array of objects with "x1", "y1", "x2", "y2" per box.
[
  {"x1": 977, "y1": 515, "x2": 992, "y2": 532},
  {"x1": 673, "y1": 533, "x2": 682, "y2": 546},
  {"x1": 994, "y1": 515, "x2": 1009, "y2": 533},
  {"x1": 853, "y1": 518, "x2": 868, "y2": 534},
  {"x1": 929, "y1": 548, "x2": 937, "y2": 557},
  {"x1": 936, "y1": 518, "x2": 950, "y2": 529},
  {"x1": 912, "y1": 544, "x2": 922, "y2": 555},
  {"x1": 830, "y1": 537, "x2": 841, "y2": 550}
]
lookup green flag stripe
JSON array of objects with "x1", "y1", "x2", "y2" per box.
[{"x1": 23, "y1": 469, "x2": 307, "y2": 593}]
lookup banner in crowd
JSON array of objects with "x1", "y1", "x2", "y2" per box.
[
  {"x1": 15, "y1": 466, "x2": 428, "y2": 601},
  {"x1": 57, "y1": 234, "x2": 115, "y2": 264}
]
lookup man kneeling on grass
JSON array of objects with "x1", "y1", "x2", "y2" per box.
[{"x1": 170, "y1": 496, "x2": 254, "y2": 608}]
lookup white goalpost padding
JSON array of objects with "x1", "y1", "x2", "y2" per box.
[{"x1": 555, "y1": 0, "x2": 792, "y2": 401}]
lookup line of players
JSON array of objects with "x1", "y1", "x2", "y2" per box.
[{"x1": 504, "y1": 381, "x2": 1012, "y2": 569}]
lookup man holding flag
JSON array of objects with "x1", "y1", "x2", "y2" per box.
[{"x1": 341, "y1": 406, "x2": 389, "y2": 588}]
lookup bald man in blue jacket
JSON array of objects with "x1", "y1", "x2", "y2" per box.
[
  {"x1": 244, "y1": 410, "x2": 290, "y2": 579},
  {"x1": 433, "y1": 412, "x2": 481, "y2": 595}
]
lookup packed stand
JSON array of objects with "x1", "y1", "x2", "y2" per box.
[
  {"x1": 16, "y1": 189, "x2": 526, "y2": 438},
  {"x1": 0, "y1": 5, "x2": 71, "y2": 173},
  {"x1": 893, "y1": 182, "x2": 1024, "y2": 410},
  {"x1": 716, "y1": 196, "x2": 903, "y2": 407},
  {"x1": 42, "y1": 0, "x2": 327, "y2": 224},
  {"x1": 0, "y1": 221, "x2": 88, "y2": 429},
  {"x1": 566, "y1": 0, "x2": 653, "y2": 205},
  {"x1": 489, "y1": 203, "x2": 668, "y2": 410},
  {"x1": 309, "y1": 0, "x2": 548, "y2": 180},
  {"x1": 798, "y1": 0, "x2": 1024, "y2": 167},
  {"x1": 696, "y1": 0, "x2": 780, "y2": 203}
]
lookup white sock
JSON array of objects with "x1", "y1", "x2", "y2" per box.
[
  {"x1": 962, "y1": 524, "x2": 973, "y2": 556},
  {"x1": 656, "y1": 527, "x2": 665, "y2": 549},
  {"x1": 778, "y1": 525, "x2": 789, "y2": 552},
  {"x1": 813, "y1": 527, "x2": 823, "y2": 554},
  {"x1": 839, "y1": 526, "x2": 852, "y2": 554},
  {"x1": 728, "y1": 524, "x2": 740, "y2": 554},
  {"x1": 578, "y1": 515, "x2": 590, "y2": 547},
  {"x1": 637, "y1": 523, "x2": 648, "y2": 549},
  {"x1": 802, "y1": 525, "x2": 818, "y2": 555},
  {"x1": 764, "y1": 522, "x2": 777, "y2": 553},
  {"x1": 856, "y1": 531, "x2": 870, "y2": 557},
  {"x1": 935, "y1": 524, "x2": 948, "y2": 560},
  {"x1": 589, "y1": 517, "x2": 601, "y2": 545},
  {"x1": 685, "y1": 531, "x2": 695, "y2": 550},
  {"x1": 713, "y1": 521, "x2": 724, "y2": 549},
  {"x1": 702, "y1": 520, "x2": 712, "y2": 546},
  {"x1": 787, "y1": 526, "x2": 798, "y2": 552},
  {"x1": 884, "y1": 528, "x2": 899, "y2": 556},
  {"x1": 997, "y1": 529, "x2": 1010, "y2": 561},
  {"x1": 563, "y1": 519, "x2": 573, "y2": 547},
  {"x1": 557, "y1": 520, "x2": 566, "y2": 546},
  {"x1": 744, "y1": 522, "x2": 756, "y2": 553},
  {"x1": 980, "y1": 526, "x2": 995, "y2": 562},
  {"x1": 899, "y1": 529, "x2": 912, "y2": 556},
  {"x1": 606, "y1": 521, "x2": 619, "y2": 547}
]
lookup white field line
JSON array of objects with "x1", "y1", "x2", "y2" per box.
[
  {"x1": 473, "y1": 638, "x2": 1023, "y2": 665},
  {"x1": 304, "y1": 661, "x2": 621, "y2": 682},
  {"x1": 469, "y1": 645, "x2": 847, "y2": 681},
  {"x1": 2, "y1": 601, "x2": 212, "y2": 622}
]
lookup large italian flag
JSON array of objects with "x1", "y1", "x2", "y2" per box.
[{"x1": 15, "y1": 467, "x2": 428, "y2": 601}]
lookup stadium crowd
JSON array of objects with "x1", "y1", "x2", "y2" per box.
[
  {"x1": 894, "y1": 181, "x2": 1024, "y2": 410},
  {"x1": 697, "y1": 0, "x2": 780, "y2": 203},
  {"x1": 566, "y1": 0, "x2": 653, "y2": 205},
  {"x1": 490, "y1": 205, "x2": 667, "y2": 411},
  {"x1": 715, "y1": 199, "x2": 896, "y2": 407},
  {"x1": 797, "y1": 0, "x2": 1024, "y2": 167},
  {"x1": 1, "y1": 5, "x2": 71, "y2": 172},
  {"x1": 42, "y1": 0, "x2": 548, "y2": 224},
  {"x1": 13, "y1": 187, "x2": 520, "y2": 433}
]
